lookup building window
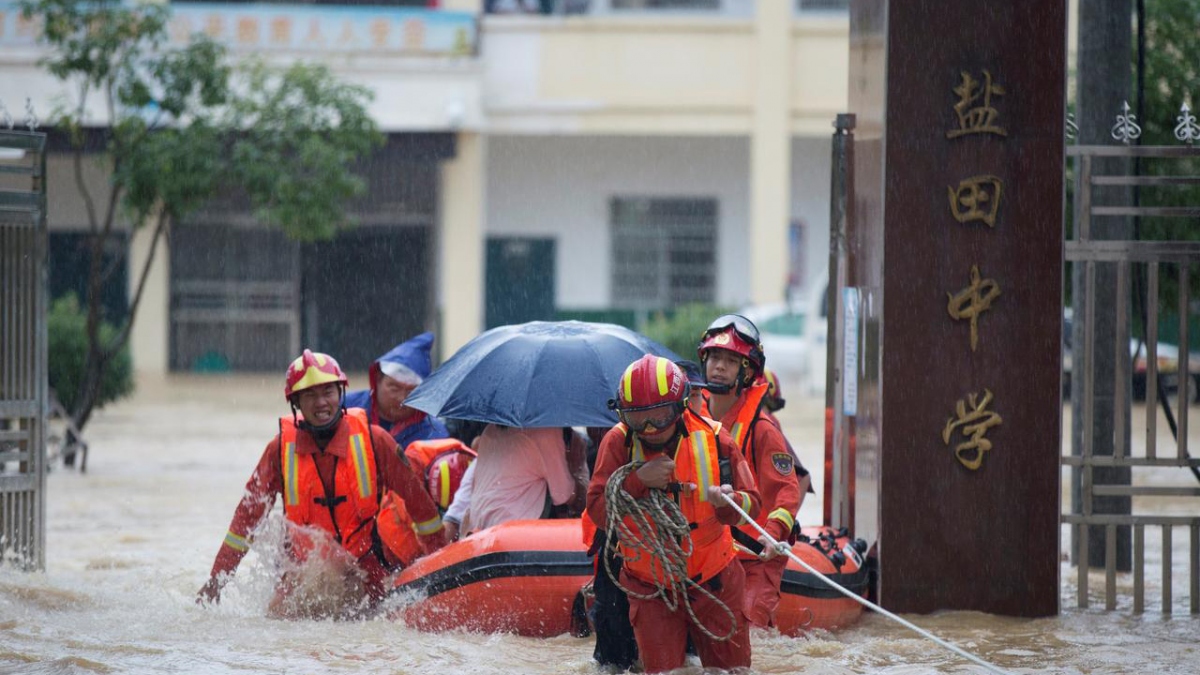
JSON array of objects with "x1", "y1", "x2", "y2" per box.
[
  {"x1": 610, "y1": 197, "x2": 717, "y2": 311},
  {"x1": 611, "y1": 0, "x2": 721, "y2": 9},
  {"x1": 797, "y1": 0, "x2": 849, "y2": 11}
]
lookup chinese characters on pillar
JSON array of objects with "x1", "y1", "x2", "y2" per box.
[
  {"x1": 946, "y1": 265, "x2": 1000, "y2": 352},
  {"x1": 942, "y1": 389, "x2": 1003, "y2": 470},
  {"x1": 948, "y1": 175, "x2": 1003, "y2": 227},
  {"x1": 941, "y1": 70, "x2": 1010, "y2": 470},
  {"x1": 946, "y1": 70, "x2": 1007, "y2": 139}
]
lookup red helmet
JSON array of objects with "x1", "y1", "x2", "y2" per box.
[
  {"x1": 427, "y1": 449, "x2": 475, "y2": 511},
  {"x1": 284, "y1": 349, "x2": 349, "y2": 400},
  {"x1": 611, "y1": 355, "x2": 689, "y2": 434},
  {"x1": 697, "y1": 314, "x2": 765, "y2": 373}
]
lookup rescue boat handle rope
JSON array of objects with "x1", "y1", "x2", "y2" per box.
[
  {"x1": 717, "y1": 493, "x2": 1015, "y2": 675},
  {"x1": 602, "y1": 463, "x2": 737, "y2": 642}
]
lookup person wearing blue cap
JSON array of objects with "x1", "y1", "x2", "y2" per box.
[{"x1": 344, "y1": 332, "x2": 449, "y2": 451}]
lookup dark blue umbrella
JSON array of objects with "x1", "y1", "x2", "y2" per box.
[{"x1": 404, "y1": 321, "x2": 682, "y2": 428}]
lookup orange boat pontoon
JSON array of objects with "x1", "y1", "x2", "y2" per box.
[{"x1": 389, "y1": 519, "x2": 869, "y2": 638}]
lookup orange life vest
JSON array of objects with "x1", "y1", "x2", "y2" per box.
[
  {"x1": 721, "y1": 382, "x2": 798, "y2": 559},
  {"x1": 617, "y1": 412, "x2": 735, "y2": 586},
  {"x1": 406, "y1": 438, "x2": 476, "y2": 511},
  {"x1": 581, "y1": 510, "x2": 598, "y2": 548},
  {"x1": 279, "y1": 408, "x2": 382, "y2": 562},
  {"x1": 405, "y1": 438, "x2": 471, "y2": 476},
  {"x1": 374, "y1": 489, "x2": 423, "y2": 567},
  {"x1": 724, "y1": 382, "x2": 768, "y2": 456}
]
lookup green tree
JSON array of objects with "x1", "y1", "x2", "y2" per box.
[
  {"x1": 19, "y1": 0, "x2": 383, "y2": 435},
  {"x1": 47, "y1": 294, "x2": 133, "y2": 413},
  {"x1": 641, "y1": 304, "x2": 734, "y2": 364},
  {"x1": 1135, "y1": 0, "x2": 1200, "y2": 326}
]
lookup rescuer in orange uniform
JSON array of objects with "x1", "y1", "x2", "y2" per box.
[
  {"x1": 586, "y1": 355, "x2": 760, "y2": 672},
  {"x1": 698, "y1": 314, "x2": 811, "y2": 630},
  {"x1": 404, "y1": 437, "x2": 476, "y2": 514},
  {"x1": 197, "y1": 350, "x2": 446, "y2": 616}
]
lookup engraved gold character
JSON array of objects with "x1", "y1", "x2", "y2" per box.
[
  {"x1": 947, "y1": 70, "x2": 1007, "y2": 139},
  {"x1": 942, "y1": 389, "x2": 1002, "y2": 471},
  {"x1": 948, "y1": 175, "x2": 1003, "y2": 227},
  {"x1": 947, "y1": 265, "x2": 1001, "y2": 351}
]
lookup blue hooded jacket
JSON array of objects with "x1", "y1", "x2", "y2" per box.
[{"x1": 344, "y1": 332, "x2": 448, "y2": 450}]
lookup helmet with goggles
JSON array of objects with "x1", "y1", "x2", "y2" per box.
[
  {"x1": 609, "y1": 355, "x2": 690, "y2": 435},
  {"x1": 697, "y1": 314, "x2": 765, "y2": 384}
]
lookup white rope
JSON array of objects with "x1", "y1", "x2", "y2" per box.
[{"x1": 718, "y1": 493, "x2": 1014, "y2": 675}]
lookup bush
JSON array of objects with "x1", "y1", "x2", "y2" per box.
[
  {"x1": 48, "y1": 294, "x2": 134, "y2": 412},
  {"x1": 641, "y1": 303, "x2": 735, "y2": 365}
]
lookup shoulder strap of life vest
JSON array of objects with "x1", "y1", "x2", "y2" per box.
[
  {"x1": 279, "y1": 410, "x2": 378, "y2": 511},
  {"x1": 728, "y1": 382, "x2": 768, "y2": 466}
]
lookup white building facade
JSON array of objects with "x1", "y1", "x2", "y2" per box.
[{"x1": 0, "y1": 0, "x2": 849, "y2": 373}]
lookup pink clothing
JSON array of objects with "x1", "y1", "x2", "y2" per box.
[{"x1": 467, "y1": 426, "x2": 575, "y2": 532}]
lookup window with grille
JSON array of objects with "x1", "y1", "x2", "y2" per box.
[
  {"x1": 797, "y1": 0, "x2": 848, "y2": 10},
  {"x1": 610, "y1": 197, "x2": 717, "y2": 310},
  {"x1": 611, "y1": 0, "x2": 721, "y2": 9}
]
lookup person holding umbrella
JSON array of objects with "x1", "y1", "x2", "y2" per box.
[
  {"x1": 697, "y1": 315, "x2": 811, "y2": 630},
  {"x1": 197, "y1": 350, "x2": 446, "y2": 617},
  {"x1": 587, "y1": 355, "x2": 760, "y2": 673},
  {"x1": 343, "y1": 332, "x2": 449, "y2": 450}
]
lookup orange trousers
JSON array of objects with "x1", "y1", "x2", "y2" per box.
[
  {"x1": 741, "y1": 555, "x2": 788, "y2": 628},
  {"x1": 622, "y1": 560, "x2": 751, "y2": 673}
]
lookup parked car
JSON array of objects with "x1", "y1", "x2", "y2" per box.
[
  {"x1": 739, "y1": 301, "x2": 808, "y2": 394},
  {"x1": 740, "y1": 273, "x2": 828, "y2": 398},
  {"x1": 1062, "y1": 308, "x2": 1200, "y2": 400}
]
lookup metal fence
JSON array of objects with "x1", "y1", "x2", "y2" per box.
[
  {"x1": 0, "y1": 129, "x2": 48, "y2": 571},
  {"x1": 1063, "y1": 143, "x2": 1200, "y2": 614}
]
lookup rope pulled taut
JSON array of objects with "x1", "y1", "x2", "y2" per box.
[
  {"x1": 717, "y1": 492, "x2": 1015, "y2": 675},
  {"x1": 602, "y1": 462, "x2": 737, "y2": 642}
]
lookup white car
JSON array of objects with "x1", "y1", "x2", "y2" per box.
[
  {"x1": 740, "y1": 273, "x2": 829, "y2": 398},
  {"x1": 1062, "y1": 308, "x2": 1200, "y2": 400},
  {"x1": 738, "y1": 301, "x2": 808, "y2": 396}
]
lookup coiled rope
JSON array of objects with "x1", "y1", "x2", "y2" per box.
[
  {"x1": 717, "y1": 493, "x2": 1014, "y2": 675},
  {"x1": 602, "y1": 463, "x2": 737, "y2": 642}
]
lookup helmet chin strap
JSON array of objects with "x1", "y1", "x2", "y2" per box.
[
  {"x1": 736, "y1": 362, "x2": 754, "y2": 394},
  {"x1": 290, "y1": 388, "x2": 347, "y2": 445},
  {"x1": 698, "y1": 364, "x2": 748, "y2": 396}
]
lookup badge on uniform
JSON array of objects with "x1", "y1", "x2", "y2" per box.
[{"x1": 772, "y1": 453, "x2": 794, "y2": 475}]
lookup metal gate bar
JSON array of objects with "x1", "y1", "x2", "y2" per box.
[
  {"x1": 1063, "y1": 144, "x2": 1200, "y2": 614},
  {"x1": 0, "y1": 129, "x2": 48, "y2": 571}
]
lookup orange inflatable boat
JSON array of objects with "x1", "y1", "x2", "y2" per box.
[{"x1": 388, "y1": 519, "x2": 870, "y2": 638}]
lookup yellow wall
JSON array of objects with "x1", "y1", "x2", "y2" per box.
[
  {"x1": 483, "y1": 14, "x2": 849, "y2": 138},
  {"x1": 439, "y1": 133, "x2": 486, "y2": 358}
]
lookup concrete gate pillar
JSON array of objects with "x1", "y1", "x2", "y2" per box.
[{"x1": 847, "y1": 1, "x2": 1066, "y2": 616}]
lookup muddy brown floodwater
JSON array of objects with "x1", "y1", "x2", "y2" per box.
[{"x1": 1, "y1": 374, "x2": 1196, "y2": 674}]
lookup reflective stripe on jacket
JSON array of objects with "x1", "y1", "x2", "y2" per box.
[
  {"x1": 279, "y1": 408, "x2": 379, "y2": 560},
  {"x1": 617, "y1": 412, "x2": 734, "y2": 586},
  {"x1": 720, "y1": 384, "x2": 796, "y2": 557},
  {"x1": 720, "y1": 383, "x2": 800, "y2": 557}
]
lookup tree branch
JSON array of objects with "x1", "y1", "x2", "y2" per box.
[
  {"x1": 72, "y1": 81, "x2": 100, "y2": 236},
  {"x1": 104, "y1": 207, "x2": 169, "y2": 361}
]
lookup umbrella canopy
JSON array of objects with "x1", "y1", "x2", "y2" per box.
[{"x1": 404, "y1": 320, "x2": 682, "y2": 428}]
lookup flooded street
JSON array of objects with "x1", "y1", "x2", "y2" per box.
[{"x1": 2, "y1": 374, "x2": 1197, "y2": 674}]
